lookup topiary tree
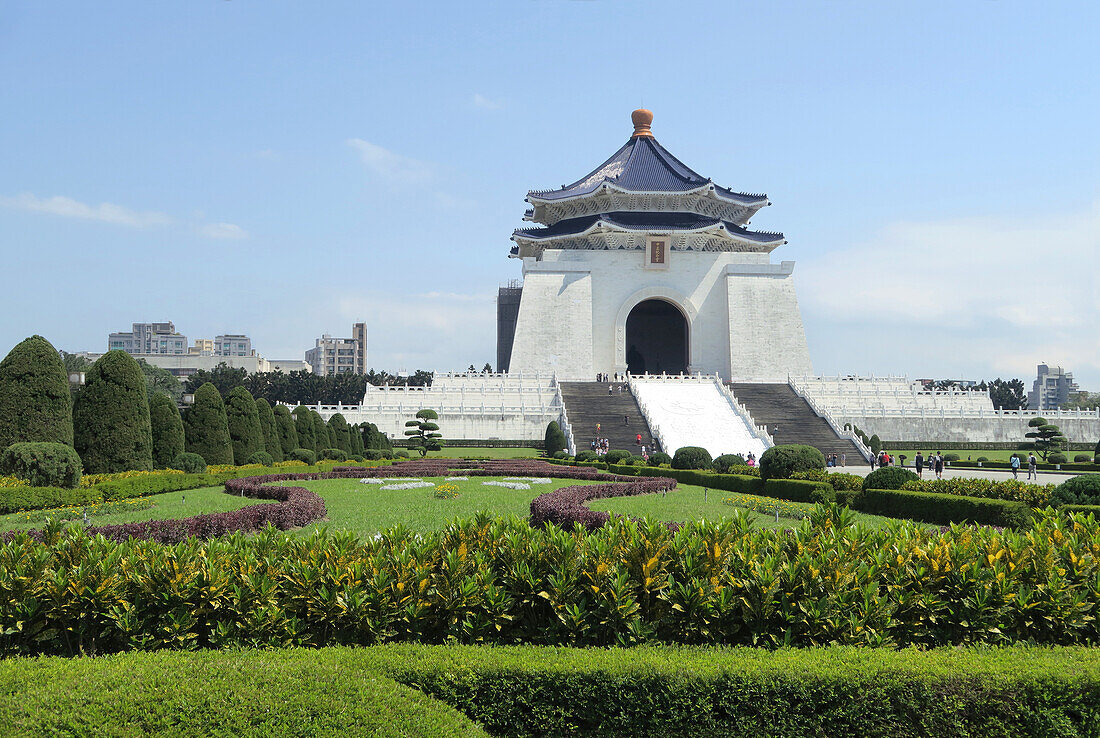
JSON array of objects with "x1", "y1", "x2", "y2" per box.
[
  {"x1": 361, "y1": 422, "x2": 392, "y2": 452},
  {"x1": 274, "y1": 406, "x2": 299, "y2": 457},
  {"x1": 647, "y1": 451, "x2": 672, "y2": 467},
  {"x1": 170, "y1": 452, "x2": 206, "y2": 474},
  {"x1": 1026, "y1": 417, "x2": 1067, "y2": 461},
  {"x1": 604, "y1": 449, "x2": 631, "y2": 465},
  {"x1": 544, "y1": 421, "x2": 566, "y2": 455},
  {"x1": 328, "y1": 413, "x2": 353, "y2": 455},
  {"x1": 310, "y1": 411, "x2": 329, "y2": 455},
  {"x1": 183, "y1": 382, "x2": 233, "y2": 465},
  {"x1": 288, "y1": 448, "x2": 316, "y2": 465},
  {"x1": 0, "y1": 442, "x2": 82, "y2": 487},
  {"x1": 1051, "y1": 474, "x2": 1100, "y2": 506},
  {"x1": 73, "y1": 350, "x2": 153, "y2": 473},
  {"x1": 869, "y1": 435, "x2": 882, "y2": 455},
  {"x1": 0, "y1": 335, "x2": 74, "y2": 449},
  {"x1": 672, "y1": 446, "x2": 713, "y2": 470},
  {"x1": 350, "y1": 423, "x2": 364, "y2": 456},
  {"x1": 247, "y1": 450, "x2": 274, "y2": 466},
  {"x1": 404, "y1": 409, "x2": 443, "y2": 457},
  {"x1": 862, "y1": 466, "x2": 920, "y2": 491},
  {"x1": 254, "y1": 398, "x2": 284, "y2": 462},
  {"x1": 320, "y1": 448, "x2": 347, "y2": 461},
  {"x1": 225, "y1": 387, "x2": 263, "y2": 466},
  {"x1": 714, "y1": 453, "x2": 746, "y2": 474},
  {"x1": 148, "y1": 393, "x2": 185, "y2": 469},
  {"x1": 758, "y1": 444, "x2": 825, "y2": 481},
  {"x1": 292, "y1": 407, "x2": 316, "y2": 454}
]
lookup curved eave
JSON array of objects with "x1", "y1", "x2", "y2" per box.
[
  {"x1": 511, "y1": 218, "x2": 785, "y2": 248},
  {"x1": 527, "y1": 180, "x2": 768, "y2": 208}
]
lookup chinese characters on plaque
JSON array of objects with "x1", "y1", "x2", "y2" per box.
[{"x1": 650, "y1": 239, "x2": 665, "y2": 264}]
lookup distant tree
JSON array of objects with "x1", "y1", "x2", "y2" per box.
[
  {"x1": 982, "y1": 378, "x2": 1027, "y2": 410},
  {"x1": 328, "y1": 413, "x2": 353, "y2": 455},
  {"x1": 349, "y1": 423, "x2": 364, "y2": 455},
  {"x1": 225, "y1": 387, "x2": 264, "y2": 465},
  {"x1": 184, "y1": 382, "x2": 234, "y2": 465},
  {"x1": 183, "y1": 363, "x2": 247, "y2": 396},
  {"x1": 0, "y1": 335, "x2": 74, "y2": 449},
  {"x1": 544, "y1": 421, "x2": 566, "y2": 455},
  {"x1": 148, "y1": 393, "x2": 185, "y2": 468},
  {"x1": 73, "y1": 351, "x2": 153, "y2": 473},
  {"x1": 60, "y1": 351, "x2": 92, "y2": 374},
  {"x1": 273, "y1": 404, "x2": 299, "y2": 456},
  {"x1": 467, "y1": 365, "x2": 476, "y2": 373},
  {"x1": 361, "y1": 421, "x2": 391, "y2": 451},
  {"x1": 1095, "y1": 437, "x2": 1100, "y2": 463},
  {"x1": 1025, "y1": 417, "x2": 1067, "y2": 461},
  {"x1": 404, "y1": 409, "x2": 443, "y2": 456},
  {"x1": 1062, "y1": 392, "x2": 1100, "y2": 410},
  {"x1": 254, "y1": 397, "x2": 284, "y2": 462},
  {"x1": 135, "y1": 359, "x2": 184, "y2": 402},
  {"x1": 291, "y1": 406, "x2": 316, "y2": 453},
  {"x1": 869, "y1": 434, "x2": 882, "y2": 455},
  {"x1": 309, "y1": 410, "x2": 329, "y2": 454},
  {"x1": 482, "y1": 363, "x2": 492, "y2": 373}
]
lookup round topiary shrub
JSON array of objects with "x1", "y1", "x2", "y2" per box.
[
  {"x1": 943, "y1": 453, "x2": 960, "y2": 463},
  {"x1": 672, "y1": 446, "x2": 713, "y2": 470},
  {"x1": 626, "y1": 455, "x2": 646, "y2": 466},
  {"x1": 863, "y1": 466, "x2": 920, "y2": 491},
  {"x1": 320, "y1": 448, "x2": 347, "y2": 461},
  {"x1": 604, "y1": 450, "x2": 631, "y2": 465},
  {"x1": 575, "y1": 450, "x2": 599, "y2": 462},
  {"x1": 1075, "y1": 455, "x2": 1091, "y2": 463},
  {"x1": 247, "y1": 451, "x2": 274, "y2": 466},
  {"x1": 1049, "y1": 453, "x2": 1068, "y2": 465},
  {"x1": 647, "y1": 452, "x2": 672, "y2": 467},
  {"x1": 552, "y1": 451, "x2": 570, "y2": 460},
  {"x1": 349, "y1": 454, "x2": 364, "y2": 462},
  {"x1": 288, "y1": 448, "x2": 316, "y2": 465},
  {"x1": 1052, "y1": 474, "x2": 1100, "y2": 506},
  {"x1": 171, "y1": 452, "x2": 207, "y2": 474},
  {"x1": 544, "y1": 421, "x2": 566, "y2": 455},
  {"x1": 0, "y1": 441, "x2": 82, "y2": 488},
  {"x1": 977, "y1": 456, "x2": 989, "y2": 463},
  {"x1": 394, "y1": 450, "x2": 409, "y2": 459},
  {"x1": 758, "y1": 444, "x2": 825, "y2": 480},
  {"x1": 714, "y1": 453, "x2": 746, "y2": 474},
  {"x1": 363, "y1": 449, "x2": 384, "y2": 461}
]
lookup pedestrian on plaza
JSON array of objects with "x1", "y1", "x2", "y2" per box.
[
  {"x1": 1010, "y1": 454, "x2": 1020, "y2": 479},
  {"x1": 841, "y1": 453, "x2": 846, "y2": 467},
  {"x1": 1028, "y1": 453, "x2": 1038, "y2": 480},
  {"x1": 596, "y1": 422, "x2": 601, "y2": 435},
  {"x1": 915, "y1": 451, "x2": 924, "y2": 479},
  {"x1": 608, "y1": 384, "x2": 613, "y2": 396},
  {"x1": 636, "y1": 433, "x2": 642, "y2": 445},
  {"x1": 934, "y1": 452, "x2": 944, "y2": 479}
]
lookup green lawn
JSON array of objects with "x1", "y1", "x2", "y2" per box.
[{"x1": 593, "y1": 483, "x2": 926, "y2": 530}]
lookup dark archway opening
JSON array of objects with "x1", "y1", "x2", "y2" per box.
[{"x1": 625, "y1": 299, "x2": 688, "y2": 375}]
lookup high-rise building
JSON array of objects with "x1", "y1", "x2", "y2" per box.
[
  {"x1": 305, "y1": 323, "x2": 367, "y2": 376},
  {"x1": 188, "y1": 338, "x2": 215, "y2": 355},
  {"x1": 1028, "y1": 364, "x2": 1080, "y2": 410},
  {"x1": 108, "y1": 322, "x2": 187, "y2": 355},
  {"x1": 214, "y1": 334, "x2": 253, "y2": 357}
]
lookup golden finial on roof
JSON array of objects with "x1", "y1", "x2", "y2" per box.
[{"x1": 631, "y1": 108, "x2": 654, "y2": 138}]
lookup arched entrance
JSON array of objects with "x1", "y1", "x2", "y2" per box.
[{"x1": 625, "y1": 299, "x2": 689, "y2": 374}]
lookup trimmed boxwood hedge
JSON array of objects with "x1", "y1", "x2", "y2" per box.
[
  {"x1": 758, "y1": 444, "x2": 825, "y2": 480},
  {"x1": 0, "y1": 441, "x2": 82, "y2": 488},
  {"x1": 857, "y1": 487, "x2": 1032, "y2": 528}
]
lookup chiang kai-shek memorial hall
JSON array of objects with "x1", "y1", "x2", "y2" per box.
[{"x1": 499, "y1": 109, "x2": 814, "y2": 382}]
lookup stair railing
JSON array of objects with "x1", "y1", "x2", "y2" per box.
[
  {"x1": 788, "y1": 377, "x2": 874, "y2": 461},
  {"x1": 551, "y1": 375, "x2": 577, "y2": 456},
  {"x1": 714, "y1": 377, "x2": 774, "y2": 447},
  {"x1": 626, "y1": 374, "x2": 668, "y2": 454}
]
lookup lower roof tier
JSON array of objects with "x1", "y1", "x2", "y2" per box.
[{"x1": 512, "y1": 211, "x2": 784, "y2": 245}]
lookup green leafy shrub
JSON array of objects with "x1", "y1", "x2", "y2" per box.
[
  {"x1": 349, "y1": 454, "x2": 364, "y2": 462},
  {"x1": 148, "y1": 393, "x2": 185, "y2": 469},
  {"x1": 863, "y1": 466, "x2": 919, "y2": 491},
  {"x1": 604, "y1": 449, "x2": 631, "y2": 465},
  {"x1": 328, "y1": 413, "x2": 353, "y2": 455},
  {"x1": 1049, "y1": 452, "x2": 1068, "y2": 465},
  {"x1": 1075, "y1": 455, "x2": 1092, "y2": 463},
  {"x1": 575, "y1": 450, "x2": 599, "y2": 462},
  {"x1": 977, "y1": 456, "x2": 989, "y2": 462},
  {"x1": 225, "y1": 387, "x2": 263, "y2": 466},
  {"x1": 902, "y1": 476, "x2": 1055, "y2": 508},
  {"x1": 647, "y1": 452, "x2": 671, "y2": 467},
  {"x1": 1052, "y1": 474, "x2": 1100, "y2": 507},
  {"x1": 247, "y1": 451, "x2": 274, "y2": 466},
  {"x1": 288, "y1": 448, "x2": 316, "y2": 465},
  {"x1": 292, "y1": 407, "x2": 316, "y2": 455},
  {"x1": 713, "y1": 453, "x2": 746, "y2": 473},
  {"x1": 943, "y1": 453, "x2": 960, "y2": 462},
  {"x1": 72, "y1": 351, "x2": 153, "y2": 473},
  {"x1": 272, "y1": 406, "x2": 299, "y2": 458},
  {"x1": 869, "y1": 434, "x2": 882, "y2": 454},
  {"x1": 171, "y1": 452, "x2": 206, "y2": 474},
  {"x1": 672, "y1": 446, "x2": 712, "y2": 470},
  {"x1": 363, "y1": 449, "x2": 384, "y2": 461},
  {"x1": 254, "y1": 398, "x2": 284, "y2": 463},
  {"x1": 543, "y1": 421, "x2": 566, "y2": 455},
  {"x1": 184, "y1": 383, "x2": 233, "y2": 465},
  {"x1": 0, "y1": 335, "x2": 73, "y2": 449},
  {"x1": 394, "y1": 450, "x2": 410, "y2": 459},
  {"x1": 552, "y1": 451, "x2": 570, "y2": 460},
  {"x1": 758, "y1": 444, "x2": 824, "y2": 480},
  {"x1": 626, "y1": 455, "x2": 646, "y2": 466},
  {"x1": 856, "y1": 488, "x2": 1032, "y2": 528},
  {"x1": 321, "y1": 448, "x2": 347, "y2": 461},
  {"x1": 727, "y1": 464, "x2": 760, "y2": 477},
  {"x1": 0, "y1": 441, "x2": 82, "y2": 487}
]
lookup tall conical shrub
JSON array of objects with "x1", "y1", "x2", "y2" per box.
[
  {"x1": 254, "y1": 398, "x2": 284, "y2": 462},
  {"x1": 310, "y1": 410, "x2": 328, "y2": 454},
  {"x1": 329, "y1": 413, "x2": 352, "y2": 455},
  {"x1": 0, "y1": 335, "x2": 73, "y2": 449},
  {"x1": 184, "y1": 382, "x2": 233, "y2": 465},
  {"x1": 350, "y1": 423, "x2": 364, "y2": 455},
  {"x1": 73, "y1": 350, "x2": 153, "y2": 473},
  {"x1": 292, "y1": 406, "x2": 315, "y2": 453},
  {"x1": 274, "y1": 405, "x2": 299, "y2": 456},
  {"x1": 149, "y1": 393, "x2": 185, "y2": 468},
  {"x1": 544, "y1": 421, "x2": 566, "y2": 455},
  {"x1": 225, "y1": 386, "x2": 263, "y2": 465}
]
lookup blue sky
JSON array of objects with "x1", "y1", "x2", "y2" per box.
[{"x1": 2, "y1": 1, "x2": 1098, "y2": 387}]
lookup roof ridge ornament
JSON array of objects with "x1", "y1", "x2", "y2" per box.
[{"x1": 631, "y1": 108, "x2": 654, "y2": 138}]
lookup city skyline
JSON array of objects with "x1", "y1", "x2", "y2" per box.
[{"x1": 2, "y1": 2, "x2": 1098, "y2": 385}]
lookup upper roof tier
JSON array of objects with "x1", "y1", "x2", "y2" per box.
[{"x1": 525, "y1": 110, "x2": 770, "y2": 226}]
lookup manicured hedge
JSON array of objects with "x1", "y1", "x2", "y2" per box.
[
  {"x1": 4, "y1": 645, "x2": 1100, "y2": 738},
  {"x1": 0, "y1": 335, "x2": 73, "y2": 449},
  {"x1": 72, "y1": 350, "x2": 153, "y2": 473},
  {"x1": 857, "y1": 487, "x2": 1032, "y2": 528},
  {"x1": 0, "y1": 442, "x2": 82, "y2": 488}
]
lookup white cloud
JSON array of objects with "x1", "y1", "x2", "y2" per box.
[
  {"x1": 471, "y1": 93, "x2": 503, "y2": 111},
  {"x1": 346, "y1": 138, "x2": 435, "y2": 186},
  {"x1": 799, "y1": 201, "x2": 1100, "y2": 385},
  {"x1": 0, "y1": 192, "x2": 172, "y2": 228},
  {"x1": 198, "y1": 222, "x2": 249, "y2": 240}
]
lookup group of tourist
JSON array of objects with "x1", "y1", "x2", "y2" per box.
[
  {"x1": 1009, "y1": 452, "x2": 1040, "y2": 480},
  {"x1": 825, "y1": 453, "x2": 846, "y2": 467},
  {"x1": 589, "y1": 438, "x2": 612, "y2": 456},
  {"x1": 913, "y1": 451, "x2": 945, "y2": 479},
  {"x1": 596, "y1": 373, "x2": 628, "y2": 383}
]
